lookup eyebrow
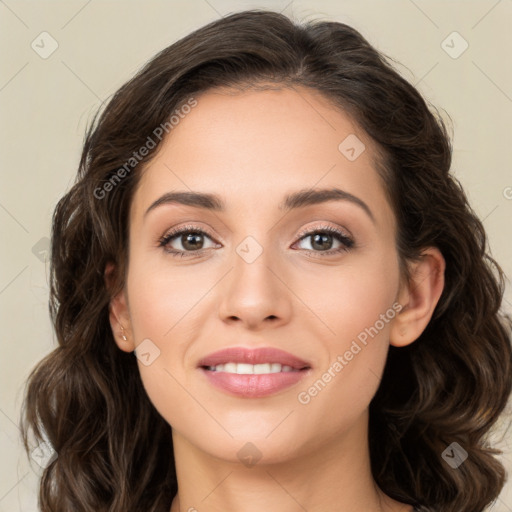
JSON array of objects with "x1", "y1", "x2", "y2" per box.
[{"x1": 144, "y1": 187, "x2": 375, "y2": 223}]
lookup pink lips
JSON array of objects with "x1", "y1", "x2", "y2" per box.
[
  {"x1": 198, "y1": 347, "x2": 311, "y2": 398},
  {"x1": 198, "y1": 347, "x2": 310, "y2": 369}
]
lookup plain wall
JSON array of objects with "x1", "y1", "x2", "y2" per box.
[{"x1": 1, "y1": 1, "x2": 511, "y2": 510}]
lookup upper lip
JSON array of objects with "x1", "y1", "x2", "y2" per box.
[{"x1": 198, "y1": 347, "x2": 311, "y2": 370}]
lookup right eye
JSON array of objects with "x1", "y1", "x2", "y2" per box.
[{"x1": 158, "y1": 225, "x2": 220, "y2": 258}]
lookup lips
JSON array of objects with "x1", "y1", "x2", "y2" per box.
[
  {"x1": 197, "y1": 347, "x2": 311, "y2": 370},
  {"x1": 198, "y1": 347, "x2": 311, "y2": 398}
]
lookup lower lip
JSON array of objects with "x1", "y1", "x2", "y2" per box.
[{"x1": 200, "y1": 368, "x2": 310, "y2": 398}]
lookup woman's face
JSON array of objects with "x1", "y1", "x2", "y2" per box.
[{"x1": 120, "y1": 86, "x2": 402, "y2": 464}]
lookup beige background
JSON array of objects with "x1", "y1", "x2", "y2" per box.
[{"x1": 1, "y1": 0, "x2": 511, "y2": 510}]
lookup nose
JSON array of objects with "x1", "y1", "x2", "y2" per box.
[{"x1": 217, "y1": 240, "x2": 292, "y2": 331}]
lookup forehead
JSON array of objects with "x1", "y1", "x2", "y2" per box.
[{"x1": 131, "y1": 86, "x2": 394, "y2": 228}]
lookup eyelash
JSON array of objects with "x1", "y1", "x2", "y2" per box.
[{"x1": 158, "y1": 224, "x2": 355, "y2": 259}]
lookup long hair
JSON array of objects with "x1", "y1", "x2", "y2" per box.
[{"x1": 20, "y1": 10, "x2": 512, "y2": 512}]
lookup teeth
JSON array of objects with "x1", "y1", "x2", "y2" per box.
[
  {"x1": 235, "y1": 363, "x2": 254, "y2": 374},
  {"x1": 224, "y1": 363, "x2": 237, "y2": 373},
  {"x1": 206, "y1": 362, "x2": 298, "y2": 374}
]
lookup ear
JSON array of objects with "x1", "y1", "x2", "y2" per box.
[
  {"x1": 390, "y1": 247, "x2": 445, "y2": 347},
  {"x1": 105, "y1": 262, "x2": 135, "y2": 353}
]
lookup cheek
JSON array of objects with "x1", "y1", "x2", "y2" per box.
[
  {"x1": 301, "y1": 244, "x2": 400, "y2": 344},
  {"x1": 124, "y1": 253, "x2": 220, "y2": 416},
  {"x1": 125, "y1": 262, "x2": 196, "y2": 430},
  {"x1": 296, "y1": 248, "x2": 399, "y2": 412},
  {"x1": 126, "y1": 256, "x2": 206, "y2": 341}
]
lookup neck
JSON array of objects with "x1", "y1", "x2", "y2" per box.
[{"x1": 168, "y1": 411, "x2": 409, "y2": 512}]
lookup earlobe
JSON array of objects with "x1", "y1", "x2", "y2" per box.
[
  {"x1": 390, "y1": 247, "x2": 445, "y2": 348},
  {"x1": 105, "y1": 263, "x2": 135, "y2": 353},
  {"x1": 108, "y1": 291, "x2": 135, "y2": 353}
]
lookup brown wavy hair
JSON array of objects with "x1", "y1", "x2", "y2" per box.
[{"x1": 20, "y1": 9, "x2": 512, "y2": 512}]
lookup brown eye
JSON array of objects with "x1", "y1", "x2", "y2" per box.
[
  {"x1": 178, "y1": 232, "x2": 205, "y2": 251},
  {"x1": 294, "y1": 225, "x2": 354, "y2": 256},
  {"x1": 158, "y1": 226, "x2": 219, "y2": 257}
]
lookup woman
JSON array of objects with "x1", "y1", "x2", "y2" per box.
[{"x1": 20, "y1": 9, "x2": 512, "y2": 512}]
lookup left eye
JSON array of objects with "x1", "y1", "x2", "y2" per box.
[{"x1": 293, "y1": 227, "x2": 354, "y2": 255}]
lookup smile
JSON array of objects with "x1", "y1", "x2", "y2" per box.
[
  {"x1": 198, "y1": 347, "x2": 311, "y2": 398},
  {"x1": 205, "y1": 362, "x2": 301, "y2": 374}
]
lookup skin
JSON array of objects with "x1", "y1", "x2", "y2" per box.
[{"x1": 109, "y1": 85, "x2": 445, "y2": 512}]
